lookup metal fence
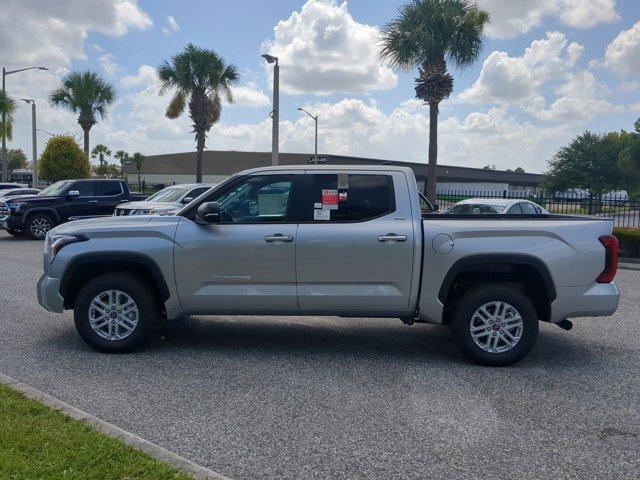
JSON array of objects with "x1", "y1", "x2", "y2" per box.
[{"x1": 436, "y1": 190, "x2": 640, "y2": 229}]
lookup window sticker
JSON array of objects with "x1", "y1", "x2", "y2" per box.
[
  {"x1": 321, "y1": 189, "x2": 339, "y2": 210},
  {"x1": 314, "y1": 202, "x2": 322, "y2": 209},
  {"x1": 314, "y1": 208, "x2": 330, "y2": 220},
  {"x1": 338, "y1": 191, "x2": 348, "y2": 203}
]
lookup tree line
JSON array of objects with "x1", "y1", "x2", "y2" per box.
[{"x1": 545, "y1": 118, "x2": 640, "y2": 198}]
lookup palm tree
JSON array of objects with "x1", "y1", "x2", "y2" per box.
[
  {"x1": 0, "y1": 90, "x2": 17, "y2": 142},
  {"x1": 157, "y1": 43, "x2": 239, "y2": 182},
  {"x1": 49, "y1": 71, "x2": 115, "y2": 159},
  {"x1": 131, "y1": 152, "x2": 145, "y2": 191},
  {"x1": 380, "y1": 0, "x2": 489, "y2": 202},
  {"x1": 114, "y1": 150, "x2": 130, "y2": 179},
  {"x1": 91, "y1": 144, "x2": 112, "y2": 166}
]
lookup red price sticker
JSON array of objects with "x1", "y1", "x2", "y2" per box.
[{"x1": 321, "y1": 189, "x2": 339, "y2": 210}]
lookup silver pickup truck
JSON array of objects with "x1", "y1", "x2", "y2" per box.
[{"x1": 37, "y1": 165, "x2": 620, "y2": 366}]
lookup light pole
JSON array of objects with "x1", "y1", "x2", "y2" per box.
[
  {"x1": 22, "y1": 99, "x2": 37, "y2": 187},
  {"x1": 1, "y1": 66, "x2": 48, "y2": 181},
  {"x1": 261, "y1": 54, "x2": 279, "y2": 166},
  {"x1": 298, "y1": 107, "x2": 318, "y2": 164}
]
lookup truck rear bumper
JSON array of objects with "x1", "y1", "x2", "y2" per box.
[
  {"x1": 550, "y1": 282, "x2": 619, "y2": 322},
  {"x1": 37, "y1": 274, "x2": 64, "y2": 313}
]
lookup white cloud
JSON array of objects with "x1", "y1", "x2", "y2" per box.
[
  {"x1": 0, "y1": 0, "x2": 152, "y2": 67},
  {"x1": 460, "y1": 32, "x2": 616, "y2": 122},
  {"x1": 121, "y1": 65, "x2": 159, "y2": 87},
  {"x1": 619, "y1": 80, "x2": 640, "y2": 93},
  {"x1": 229, "y1": 86, "x2": 270, "y2": 108},
  {"x1": 477, "y1": 0, "x2": 619, "y2": 39},
  {"x1": 99, "y1": 53, "x2": 121, "y2": 76},
  {"x1": 262, "y1": 0, "x2": 397, "y2": 95},
  {"x1": 162, "y1": 15, "x2": 180, "y2": 35},
  {"x1": 604, "y1": 21, "x2": 640, "y2": 77}
]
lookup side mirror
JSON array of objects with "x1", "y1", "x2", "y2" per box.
[
  {"x1": 182, "y1": 197, "x2": 194, "y2": 204},
  {"x1": 433, "y1": 204, "x2": 439, "y2": 211},
  {"x1": 195, "y1": 202, "x2": 221, "y2": 225},
  {"x1": 67, "y1": 190, "x2": 80, "y2": 199}
]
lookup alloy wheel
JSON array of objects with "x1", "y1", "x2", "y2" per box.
[
  {"x1": 469, "y1": 301, "x2": 524, "y2": 353},
  {"x1": 88, "y1": 290, "x2": 139, "y2": 341}
]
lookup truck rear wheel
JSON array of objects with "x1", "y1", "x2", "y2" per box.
[
  {"x1": 73, "y1": 273, "x2": 159, "y2": 353},
  {"x1": 450, "y1": 285, "x2": 539, "y2": 366},
  {"x1": 25, "y1": 213, "x2": 55, "y2": 240}
]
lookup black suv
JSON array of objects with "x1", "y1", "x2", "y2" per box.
[{"x1": 2, "y1": 179, "x2": 140, "y2": 239}]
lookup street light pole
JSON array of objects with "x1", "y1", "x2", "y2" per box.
[
  {"x1": 261, "y1": 54, "x2": 279, "y2": 166},
  {"x1": 297, "y1": 107, "x2": 318, "y2": 164},
  {"x1": 1, "y1": 65, "x2": 48, "y2": 182},
  {"x1": 22, "y1": 99, "x2": 37, "y2": 187}
]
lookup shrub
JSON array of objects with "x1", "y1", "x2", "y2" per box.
[
  {"x1": 613, "y1": 227, "x2": 640, "y2": 258},
  {"x1": 39, "y1": 135, "x2": 90, "y2": 182}
]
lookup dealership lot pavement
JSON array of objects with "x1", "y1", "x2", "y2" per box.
[{"x1": 1, "y1": 229, "x2": 639, "y2": 480}]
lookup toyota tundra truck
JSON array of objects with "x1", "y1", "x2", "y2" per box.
[{"x1": 36, "y1": 165, "x2": 620, "y2": 366}]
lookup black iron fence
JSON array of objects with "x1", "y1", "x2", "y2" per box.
[{"x1": 436, "y1": 190, "x2": 640, "y2": 229}]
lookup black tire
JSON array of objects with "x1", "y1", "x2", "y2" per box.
[
  {"x1": 25, "y1": 213, "x2": 55, "y2": 240},
  {"x1": 6, "y1": 229, "x2": 24, "y2": 237},
  {"x1": 450, "y1": 285, "x2": 539, "y2": 366},
  {"x1": 74, "y1": 273, "x2": 160, "y2": 353}
]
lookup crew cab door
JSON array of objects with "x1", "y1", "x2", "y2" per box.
[
  {"x1": 65, "y1": 181, "x2": 100, "y2": 219},
  {"x1": 296, "y1": 171, "x2": 416, "y2": 313},
  {"x1": 174, "y1": 173, "x2": 301, "y2": 314},
  {"x1": 92, "y1": 181, "x2": 127, "y2": 216}
]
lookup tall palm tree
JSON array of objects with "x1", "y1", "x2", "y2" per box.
[
  {"x1": 91, "y1": 144, "x2": 112, "y2": 166},
  {"x1": 0, "y1": 90, "x2": 17, "y2": 142},
  {"x1": 157, "y1": 43, "x2": 239, "y2": 182},
  {"x1": 114, "y1": 150, "x2": 130, "y2": 179},
  {"x1": 49, "y1": 71, "x2": 115, "y2": 159},
  {"x1": 131, "y1": 152, "x2": 145, "y2": 191},
  {"x1": 380, "y1": 0, "x2": 489, "y2": 202}
]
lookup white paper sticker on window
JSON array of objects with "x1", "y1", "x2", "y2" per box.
[{"x1": 314, "y1": 208, "x2": 330, "y2": 221}]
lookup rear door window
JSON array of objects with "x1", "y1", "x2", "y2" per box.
[
  {"x1": 70, "y1": 181, "x2": 93, "y2": 196},
  {"x1": 308, "y1": 174, "x2": 395, "y2": 222},
  {"x1": 520, "y1": 202, "x2": 538, "y2": 214},
  {"x1": 506, "y1": 204, "x2": 523, "y2": 214},
  {"x1": 94, "y1": 182, "x2": 123, "y2": 196}
]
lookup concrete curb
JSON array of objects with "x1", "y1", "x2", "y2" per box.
[
  {"x1": 0, "y1": 373, "x2": 231, "y2": 480},
  {"x1": 619, "y1": 263, "x2": 640, "y2": 272}
]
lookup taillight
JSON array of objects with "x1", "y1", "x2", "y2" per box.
[{"x1": 596, "y1": 235, "x2": 618, "y2": 283}]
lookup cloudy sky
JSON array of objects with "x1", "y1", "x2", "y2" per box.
[{"x1": 2, "y1": 0, "x2": 639, "y2": 173}]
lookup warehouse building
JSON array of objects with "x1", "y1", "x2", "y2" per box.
[{"x1": 123, "y1": 150, "x2": 546, "y2": 194}]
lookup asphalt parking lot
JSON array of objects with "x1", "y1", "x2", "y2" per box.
[{"x1": 1, "y1": 229, "x2": 639, "y2": 480}]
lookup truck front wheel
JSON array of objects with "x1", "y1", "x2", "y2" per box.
[
  {"x1": 25, "y1": 213, "x2": 55, "y2": 240},
  {"x1": 450, "y1": 285, "x2": 539, "y2": 366},
  {"x1": 73, "y1": 273, "x2": 160, "y2": 353}
]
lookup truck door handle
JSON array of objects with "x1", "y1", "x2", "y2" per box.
[
  {"x1": 265, "y1": 234, "x2": 294, "y2": 243},
  {"x1": 89, "y1": 200, "x2": 98, "y2": 203},
  {"x1": 378, "y1": 233, "x2": 407, "y2": 243}
]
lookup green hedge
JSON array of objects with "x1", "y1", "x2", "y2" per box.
[{"x1": 614, "y1": 227, "x2": 640, "y2": 257}]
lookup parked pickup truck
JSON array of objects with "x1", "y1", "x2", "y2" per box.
[
  {"x1": 2, "y1": 179, "x2": 146, "y2": 239},
  {"x1": 36, "y1": 166, "x2": 620, "y2": 366}
]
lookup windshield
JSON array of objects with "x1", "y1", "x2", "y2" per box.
[
  {"x1": 444, "y1": 203, "x2": 506, "y2": 214},
  {"x1": 146, "y1": 187, "x2": 188, "y2": 203},
  {"x1": 39, "y1": 181, "x2": 71, "y2": 196}
]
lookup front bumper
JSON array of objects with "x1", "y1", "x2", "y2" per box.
[
  {"x1": 37, "y1": 274, "x2": 64, "y2": 313},
  {"x1": 551, "y1": 282, "x2": 619, "y2": 322}
]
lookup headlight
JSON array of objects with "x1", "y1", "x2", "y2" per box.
[
  {"x1": 8, "y1": 202, "x2": 25, "y2": 211},
  {"x1": 46, "y1": 234, "x2": 88, "y2": 263}
]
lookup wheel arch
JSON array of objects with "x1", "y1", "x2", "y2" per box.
[
  {"x1": 60, "y1": 252, "x2": 170, "y2": 310},
  {"x1": 25, "y1": 207, "x2": 60, "y2": 224},
  {"x1": 438, "y1": 254, "x2": 556, "y2": 322}
]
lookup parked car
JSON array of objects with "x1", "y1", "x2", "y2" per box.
[
  {"x1": 0, "y1": 182, "x2": 28, "y2": 190},
  {"x1": 0, "y1": 187, "x2": 40, "y2": 200},
  {"x1": 114, "y1": 184, "x2": 215, "y2": 217},
  {"x1": 1, "y1": 179, "x2": 145, "y2": 240},
  {"x1": 443, "y1": 198, "x2": 548, "y2": 215},
  {"x1": 37, "y1": 165, "x2": 619, "y2": 366}
]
